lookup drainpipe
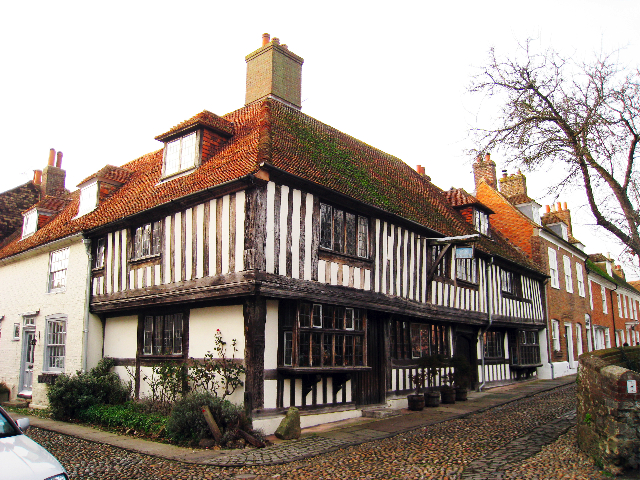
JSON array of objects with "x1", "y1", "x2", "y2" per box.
[
  {"x1": 82, "y1": 238, "x2": 92, "y2": 373},
  {"x1": 479, "y1": 256, "x2": 494, "y2": 392},
  {"x1": 609, "y1": 284, "x2": 619, "y2": 347},
  {"x1": 542, "y1": 277, "x2": 554, "y2": 380}
]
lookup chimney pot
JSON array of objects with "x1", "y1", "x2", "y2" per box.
[
  {"x1": 48, "y1": 148, "x2": 56, "y2": 166},
  {"x1": 476, "y1": 154, "x2": 482, "y2": 163},
  {"x1": 56, "y1": 151, "x2": 63, "y2": 168},
  {"x1": 557, "y1": 202, "x2": 562, "y2": 211},
  {"x1": 262, "y1": 33, "x2": 270, "y2": 46},
  {"x1": 33, "y1": 170, "x2": 42, "y2": 185},
  {"x1": 485, "y1": 153, "x2": 491, "y2": 162},
  {"x1": 502, "y1": 170, "x2": 508, "y2": 178},
  {"x1": 563, "y1": 202, "x2": 567, "y2": 211},
  {"x1": 272, "y1": 37, "x2": 280, "y2": 45},
  {"x1": 545, "y1": 205, "x2": 551, "y2": 213}
]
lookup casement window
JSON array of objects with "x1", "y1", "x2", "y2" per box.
[
  {"x1": 551, "y1": 319, "x2": 561, "y2": 351},
  {"x1": 44, "y1": 316, "x2": 66, "y2": 372},
  {"x1": 576, "y1": 263, "x2": 585, "y2": 297},
  {"x1": 473, "y1": 209, "x2": 489, "y2": 235},
  {"x1": 601, "y1": 286, "x2": 608, "y2": 313},
  {"x1": 48, "y1": 247, "x2": 70, "y2": 292},
  {"x1": 623, "y1": 295, "x2": 629, "y2": 319},
  {"x1": 143, "y1": 313, "x2": 184, "y2": 356},
  {"x1": 280, "y1": 301, "x2": 366, "y2": 368},
  {"x1": 430, "y1": 245, "x2": 451, "y2": 278},
  {"x1": 618, "y1": 294, "x2": 623, "y2": 317},
  {"x1": 548, "y1": 248, "x2": 559, "y2": 289},
  {"x1": 509, "y1": 330, "x2": 540, "y2": 366},
  {"x1": 163, "y1": 131, "x2": 200, "y2": 177},
  {"x1": 483, "y1": 331, "x2": 504, "y2": 358},
  {"x1": 77, "y1": 182, "x2": 99, "y2": 217},
  {"x1": 132, "y1": 221, "x2": 162, "y2": 260},
  {"x1": 410, "y1": 323, "x2": 449, "y2": 359},
  {"x1": 456, "y1": 257, "x2": 477, "y2": 284},
  {"x1": 12, "y1": 323, "x2": 20, "y2": 340},
  {"x1": 563, "y1": 255, "x2": 573, "y2": 293},
  {"x1": 319, "y1": 203, "x2": 369, "y2": 258},
  {"x1": 588, "y1": 280, "x2": 594, "y2": 310},
  {"x1": 22, "y1": 209, "x2": 37, "y2": 239},
  {"x1": 501, "y1": 269, "x2": 521, "y2": 296},
  {"x1": 93, "y1": 237, "x2": 106, "y2": 269}
]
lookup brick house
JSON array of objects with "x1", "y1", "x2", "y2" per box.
[
  {"x1": 0, "y1": 35, "x2": 547, "y2": 431},
  {"x1": 473, "y1": 155, "x2": 591, "y2": 378}
]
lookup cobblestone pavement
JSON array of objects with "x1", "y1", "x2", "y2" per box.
[{"x1": 25, "y1": 384, "x2": 613, "y2": 479}]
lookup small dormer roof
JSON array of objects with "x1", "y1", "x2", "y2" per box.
[
  {"x1": 22, "y1": 195, "x2": 71, "y2": 215},
  {"x1": 507, "y1": 193, "x2": 539, "y2": 207},
  {"x1": 444, "y1": 187, "x2": 494, "y2": 214},
  {"x1": 155, "y1": 110, "x2": 235, "y2": 142},
  {"x1": 77, "y1": 165, "x2": 133, "y2": 188}
]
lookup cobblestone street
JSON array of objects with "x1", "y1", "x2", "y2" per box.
[{"x1": 26, "y1": 384, "x2": 612, "y2": 480}]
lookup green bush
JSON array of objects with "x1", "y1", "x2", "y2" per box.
[
  {"x1": 78, "y1": 403, "x2": 167, "y2": 435},
  {"x1": 166, "y1": 391, "x2": 251, "y2": 446},
  {"x1": 47, "y1": 358, "x2": 130, "y2": 420}
]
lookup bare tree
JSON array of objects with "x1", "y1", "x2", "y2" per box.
[{"x1": 471, "y1": 43, "x2": 640, "y2": 261}]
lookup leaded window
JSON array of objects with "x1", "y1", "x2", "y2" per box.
[
  {"x1": 473, "y1": 209, "x2": 489, "y2": 235},
  {"x1": 483, "y1": 331, "x2": 504, "y2": 358},
  {"x1": 430, "y1": 245, "x2": 450, "y2": 278},
  {"x1": 456, "y1": 257, "x2": 477, "y2": 284},
  {"x1": 132, "y1": 221, "x2": 162, "y2": 260},
  {"x1": 94, "y1": 237, "x2": 106, "y2": 269},
  {"x1": 320, "y1": 203, "x2": 369, "y2": 258},
  {"x1": 163, "y1": 131, "x2": 199, "y2": 177},
  {"x1": 280, "y1": 301, "x2": 366, "y2": 368},
  {"x1": 143, "y1": 313, "x2": 183, "y2": 356},
  {"x1": 409, "y1": 323, "x2": 449, "y2": 359}
]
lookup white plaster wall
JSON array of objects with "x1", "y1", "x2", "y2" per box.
[
  {"x1": 0, "y1": 237, "x2": 90, "y2": 407},
  {"x1": 103, "y1": 315, "x2": 138, "y2": 358},
  {"x1": 189, "y1": 305, "x2": 245, "y2": 358}
]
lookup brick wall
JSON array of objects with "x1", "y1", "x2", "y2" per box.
[
  {"x1": 498, "y1": 171, "x2": 527, "y2": 198},
  {"x1": 0, "y1": 182, "x2": 40, "y2": 243},
  {"x1": 577, "y1": 348, "x2": 640, "y2": 473}
]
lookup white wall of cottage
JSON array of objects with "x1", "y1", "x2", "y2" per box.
[{"x1": 0, "y1": 237, "x2": 102, "y2": 407}]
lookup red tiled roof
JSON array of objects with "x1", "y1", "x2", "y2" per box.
[
  {"x1": 0, "y1": 99, "x2": 544, "y2": 275},
  {"x1": 589, "y1": 253, "x2": 610, "y2": 263},
  {"x1": 26, "y1": 195, "x2": 71, "y2": 214},
  {"x1": 155, "y1": 110, "x2": 235, "y2": 141}
]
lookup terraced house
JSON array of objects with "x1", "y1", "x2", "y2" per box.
[{"x1": 0, "y1": 35, "x2": 548, "y2": 432}]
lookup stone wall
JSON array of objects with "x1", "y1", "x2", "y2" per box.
[{"x1": 577, "y1": 347, "x2": 640, "y2": 473}]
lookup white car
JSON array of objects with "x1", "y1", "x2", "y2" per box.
[{"x1": 0, "y1": 405, "x2": 69, "y2": 480}]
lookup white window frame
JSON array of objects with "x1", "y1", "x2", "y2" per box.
[
  {"x1": 548, "y1": 248, "x2": 559, "y2": 289},
  {"x1": 563, "y1": 255, "x2": 573, "y2": 293},
  {"x1": 93, "y1": 237, "x2": 106, "y2": 269},
  {"x1": 588, "y1": 280, "x2": 593, "y2": 310},
  {"x1": 576, "y1": 324, "x2": 583, "y2": 357},
  {"x1": 618, "y1": 294, "x2": 623, "y2": 318},
  {"x1": 602, "y1": 285, "x2": 608, "y2": 314},
  {"x1": 473, "y1": 209, "x2": 489, "y2": 235},
  {"x1": 605, "y1": 328, "x2": 611, "y2": 348},
  {"x1": 76, "y1": 181, "x2": 99, "y2": 217},
  {"x1": 48, "y1": 247, "x2": 70, "y2": 293},
  {"x1": 623, "y1": 294, "x2": 629, "y2": 319},
  {"x1": 22, "y1": 209, "x2": 37, "y2": 239},
  {"x1": 44, "y1": 315, "x2": 66, "y2": 373},
  {"x1": 551, "y1": 319, "x2": 561, "y2": 351},
  {"x1": 162, "y1": 131, "x2": 200, "y2": 178},
  {"x1": 13, "y1": 322, "x2": 20, "y2": 340},
  {"x1": 576, "y1": 263, "x2": 585, "y2": 297}
]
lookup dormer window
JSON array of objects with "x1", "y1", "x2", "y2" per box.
[
  {"x1": 473, "y1": 209, "x2": 489, "y2": 235},
  {"x1": 163, "y1": 131, "x2": 200, "y2": 178},
  {"x1": 22, "y1": 209, "x2": 37, "y2": 238},
  {"x1": 77, "y1": 181, "x2": 99, "y2": 217}
]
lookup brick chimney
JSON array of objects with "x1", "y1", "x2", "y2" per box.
[
  {"x1": 499, "y1": 169, "x2": 528, "y2": 198},
  {"x1": 245, "y1": 33, "x2": 304, "y2": 110},
  {"x1": 41, "y1": 148, "x2": 66, "y2": 196},
  {"x1": 473, "y1": 153, "x2": 497, "y2": 190},
  {"x1": 614, "y1": 264, "x2": 626, "y2": 280}
]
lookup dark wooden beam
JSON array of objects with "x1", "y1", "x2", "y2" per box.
[{"x1": 244, "y1": 296, "x2": 267, "y2": 411}]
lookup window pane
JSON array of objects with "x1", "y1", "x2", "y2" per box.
[
  {"x1": 144, "y1": 316, "x2": 153, "y2": 355},
  {"x1": 333, "y1": 208, "x2": 345, "y2": 253},
  {"x1": 164, "y1": 139, "x2": 181, "y2": 176},
  {"x1": 353, "y1": 309, "x2": 362, "y2": 331},
  {"x1": 334, "y1": 334, "x2": 344, "y2": 366},
  {"x1": 164, "y1": 315, "x2": 174, "y2": 354},
  {"x1": 411, "y1": 323, "x2": 421, "y2": 358},
  {"x1": 355, "y1": 336, "x2": 364, "y2": 366},
  {"x1": 323, "y1": 334, "x2": 333, "y2": 366},
  {"x1": 299, "y1": 303, "x2": 311, "y2": 328},
  {"x1": 94, "y1": 237, "x2": 105, "y2": 268},
  {"x1": 173, "y1": 314, "x2": 183, "y2": 355},
  {"x1": 299, "y1": 332, "x2": 311, "y2": 366},
  {"x1": 345, "y1": 308, "x2": 354, "y2": 330},
  {"x1": 357, "y1": 217, "x2": 368, "y2": 257},
  {"x1": 320, "y1": 204, "x2": 332, "y2": 248},
  {"x1": 152, "y1": 221, "x2": 162, "y2": 255},
  {"x1": 284, "y1": 332, "x2": 293, "y2": 366},
  {"x1": 346, "y1": 213, "x2": 356, "y2": 256},
  {"x1": 153, "y1": 316, "x2": 163, "y2": 355},
  {"x1": 334, "y1": 306, "x2": 344, "y2": 330},
  {"x1": 311, "y1": 333, "x2": 322, "y2": 366},
  {"x1": 344, "y1": 335, "x2": 354, "y2": 366},
  {"x1": 312, "y1": 304, "x2": 322, "y2": 328},
  {"x1": 323, "y1": 305, "x2": 334, "y2": 329},
  {"x1": 180, "y1": 132, "x2": 197, "y2": 170}
]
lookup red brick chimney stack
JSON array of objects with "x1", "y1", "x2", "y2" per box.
[
  {"x1": 499, "y1": 169, "x2": 528, "y2": 198},
  {"x1": 472, "y1": 152, "x2": 497, "y2": 191},
  {"x1": 41, "y1": 148, "x2": 66, "y2": 197}
]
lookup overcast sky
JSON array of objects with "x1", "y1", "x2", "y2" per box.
[{"x1": 2, "y1": 0, "x2": 639, "y2": 276}]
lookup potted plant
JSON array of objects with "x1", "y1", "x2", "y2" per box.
[
  {"x1": 408, "y1": 369, "x2": 426, "y2": 411},
  {"x1": 0, "y1": 382, "x2": 10, "y2": 403},
  {"x1": 419, "y1": 354, "x2": 447, "y2": 407},
  {"x1": 440, "y1": 370, "x2": 456, "y2": 404},
  {"x1": 451, "y1": 355, "x2": 473, "y2": 401}
]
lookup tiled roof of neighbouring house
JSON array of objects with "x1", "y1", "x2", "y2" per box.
[
  {"x1": 0, "y1": 99, "x2": 545, "y2": 276},
  {"x1": 77, "y1": 165, "x2": 134, "y2": 186},
  {"x1": 507, "y1": 193, "x2": 537, "y2": 205},
  {"x1": 444, "y1": 187, "x2": 494, "y2": 213}
]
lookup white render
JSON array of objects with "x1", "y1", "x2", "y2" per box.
[{"x1": 0, "y1": 235, "x2": 102, "y2": 407}]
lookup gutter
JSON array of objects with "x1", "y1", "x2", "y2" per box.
[
  {"x1": 0, "y1": 232, "x2": 84, "y2": 266},
  {"x1": 478, "y1": 256, "x2": 494, "y2": 392},
  {"x1": 82, "y1": 238, "x2": 92, "y2": 373},
  {"x1": 542, "y1": 276, "x2": 554, "y2": 379}
]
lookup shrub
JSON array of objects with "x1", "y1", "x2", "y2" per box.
[
  {"x1": 166, "y1": 391, "x2": 252, "y2": 446},
  {"x1": 78, "y1": 403, "x2": 167, "y2": 436},
  {"x1": 139, "y1": 361, "x2": 189, "y2": 404},
  {"x1": 48, "y1": 358, "x2": 130, "y2": 420}
]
